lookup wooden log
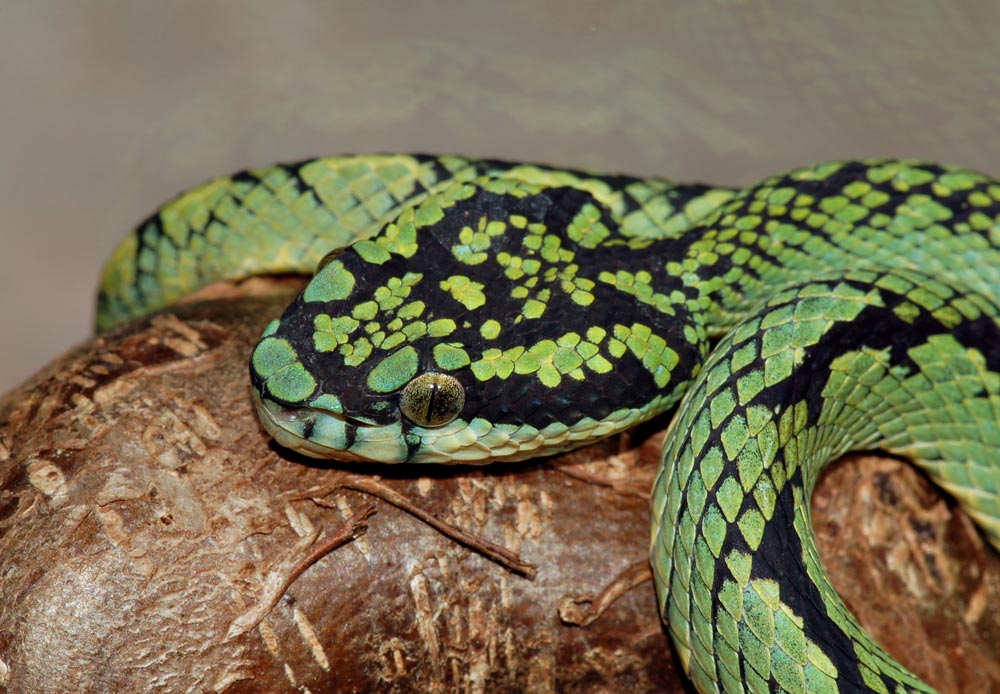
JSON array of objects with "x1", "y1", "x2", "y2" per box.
[{"x1": 1, "y1": 281, "x2": 997, "y2": 693}]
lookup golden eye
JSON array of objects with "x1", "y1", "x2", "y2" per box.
[
  {"x1": 399, "y1": 372, "x2": 465, "y2": 428},
  {"x1": 315, "y1": 247, "x2": 345, "y2": 274}
]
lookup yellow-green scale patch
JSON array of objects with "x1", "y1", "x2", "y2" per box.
[
  {"x1": 598, "y1": 269, "x2": 681, "y2": 316},
  {"x1": 468, "y1": 329, "x2": 618, "y2": 385},
  {"x1": 367, "y1": 346, "x2": 420, "y2": 393},
  {"x1": 614, "y1": 323, "x2": 679, "y2": 389},
  {"x1": 451, "y1": 215, "x2": 508, "y2": 265},
  {"x1": 305, "y1": 259, "x2": 356, "y2": 302},
  {"x1": 252, "y1": 337, "x2": 316, "y2": 402},
  {"x1": 441, "y1": 275, "x2": 486, "y2": 310},
  {"x1": 480, "y1": 319, "x2": 501, "y2": 340},
  {"x1": 433, "y1": 344, "x2": 471, "y2": 371},
  {"x1": 311, "y1": 272, "x2": 442, "y2": 366}
]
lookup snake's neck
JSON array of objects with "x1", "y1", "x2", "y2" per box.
[{"x1": 671, "y1": 223, "x2": 827, "y2": 339}]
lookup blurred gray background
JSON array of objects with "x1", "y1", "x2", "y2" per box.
[{"x1": 2, "y1": 2, "x2": 1000, "y2": 393}]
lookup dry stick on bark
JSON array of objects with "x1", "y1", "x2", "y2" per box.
[
  {"x1": 558, "y1": 559, "x2": 653, "y2": 627},
  {"x1": 285, "y1": 477, "x2": 537, "y2": 578},
  {"x1": 549, "y1": 461, "x2": 651, "y2": 498},
  {"x1": 226, "y1": 503, "x2": 376, "y2": 639}
]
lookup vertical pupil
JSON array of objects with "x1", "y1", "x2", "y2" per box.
[
  {"x1": 400, "y1": 373, "x2": 464, "y2": 428},
  {"x1": 424, "y1": 381, "x2": 439, "y2": 422}
]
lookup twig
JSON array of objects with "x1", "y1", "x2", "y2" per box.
[
  {"x1": 558, "y1": 559, "x2": 652, "y2": 626},
  {"x1": 225, "y1": 503, "x2": 376, "y2": 640},
  {"x1": 340, "y1": 479, "x2": 537, "y2": 578},
  {"x1": 550, "y1": 462, "x2": 651, "y2": 499}
]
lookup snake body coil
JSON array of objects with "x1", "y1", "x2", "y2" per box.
[{"x1": 98, "y1": 154, "x2": 1000, "y2": 693}]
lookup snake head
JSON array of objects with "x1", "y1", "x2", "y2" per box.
[{"x1": 250, "y1": 177, "x2": 704, "y2": 464}]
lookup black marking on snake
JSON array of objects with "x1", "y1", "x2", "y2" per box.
[
  {"x1": 787, "y1": 293, "x2": 1000, "y2": 425},
  {"x1": 273, "y1": 159, "x2": 316, "y2": 201},
  {"x1": 343, "y1": 419, "x2": 357, "y2": 451},
  {"x1": 692, "y1": 275, "x2": 1000, "y2": 430},
  {"x1": 300, "y1": 416, "x2": 315, "y2": 442},
  {"x1": 742, "y1": 464, "x2": 868, "y2": 691},
  {"x1": 417, "y1": 153, "x2": 463, "y2": 183},
  {"x1": 229, "y1": 166, "x2": 265, "y2": 187}
]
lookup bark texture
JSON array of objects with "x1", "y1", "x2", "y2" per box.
[{"x1": 1, "y1": 282, "x2": 998, "y2": 693}]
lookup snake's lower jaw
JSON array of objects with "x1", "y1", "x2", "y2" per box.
[
  {"x1": 252, "y1": 389, "x2": 410, "y2": 463},
  {"x1": 254, "y1": 385, "x2": 657, "y2": 465}
]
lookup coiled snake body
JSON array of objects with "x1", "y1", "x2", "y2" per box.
[{"x1": 98, "y1": 155, "x2": 1000, "y2": 693}]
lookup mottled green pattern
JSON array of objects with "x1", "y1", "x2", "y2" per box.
[
  {"x1": 98, "y1": 156, "x2": 1000, "y2": 694},
  {"x1": 652, "y1": 268, "x2": 1000, "y2": 693},
  {"x1": 97, "y1": 155, "x2": 728, "y2": 331}
]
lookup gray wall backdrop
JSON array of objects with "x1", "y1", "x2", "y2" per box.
[{"x1": 2, "y1": 2, "x2": 1000, "y2": 393}]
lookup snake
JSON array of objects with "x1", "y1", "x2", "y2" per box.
[{"x1": 96, "y1": 154, "x2": 1000, "y2": 693}]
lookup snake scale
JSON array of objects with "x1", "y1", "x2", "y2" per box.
[{"x1": 97, "y1": 154, "x2": 1000, "y2": 693}]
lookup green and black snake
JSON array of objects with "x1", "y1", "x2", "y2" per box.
[{"x1": 97, "y1": 154, "x2": 1000, "y2": 693}]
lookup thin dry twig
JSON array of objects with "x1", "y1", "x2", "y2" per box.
[
  {"x1": 225, "y1": 503, "x2": 376, "y2": 640},
  {"x1": 549, "y1": 461, "x2": 651, "y2": 499},
  {"x1": 285, "y1": 476, "x2": 537, "y2": 578},
  {"x1": 341, "y1": 479, "x2": 537, "y2": 578},
  {"x1": 558, "y1": 559, "x2": 652, "y2": 627}
]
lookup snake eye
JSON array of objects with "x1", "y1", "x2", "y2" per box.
[
  {"x1": 315, "y1": 248, "x2": 345, "y2": 274},
  {"x1": 399, "y1": 372, "x2": 465, "y2": 428}
]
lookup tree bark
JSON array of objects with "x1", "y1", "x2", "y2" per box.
[{"x1": 1, "y1": 281, "x2": 997, "y2": 693}]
